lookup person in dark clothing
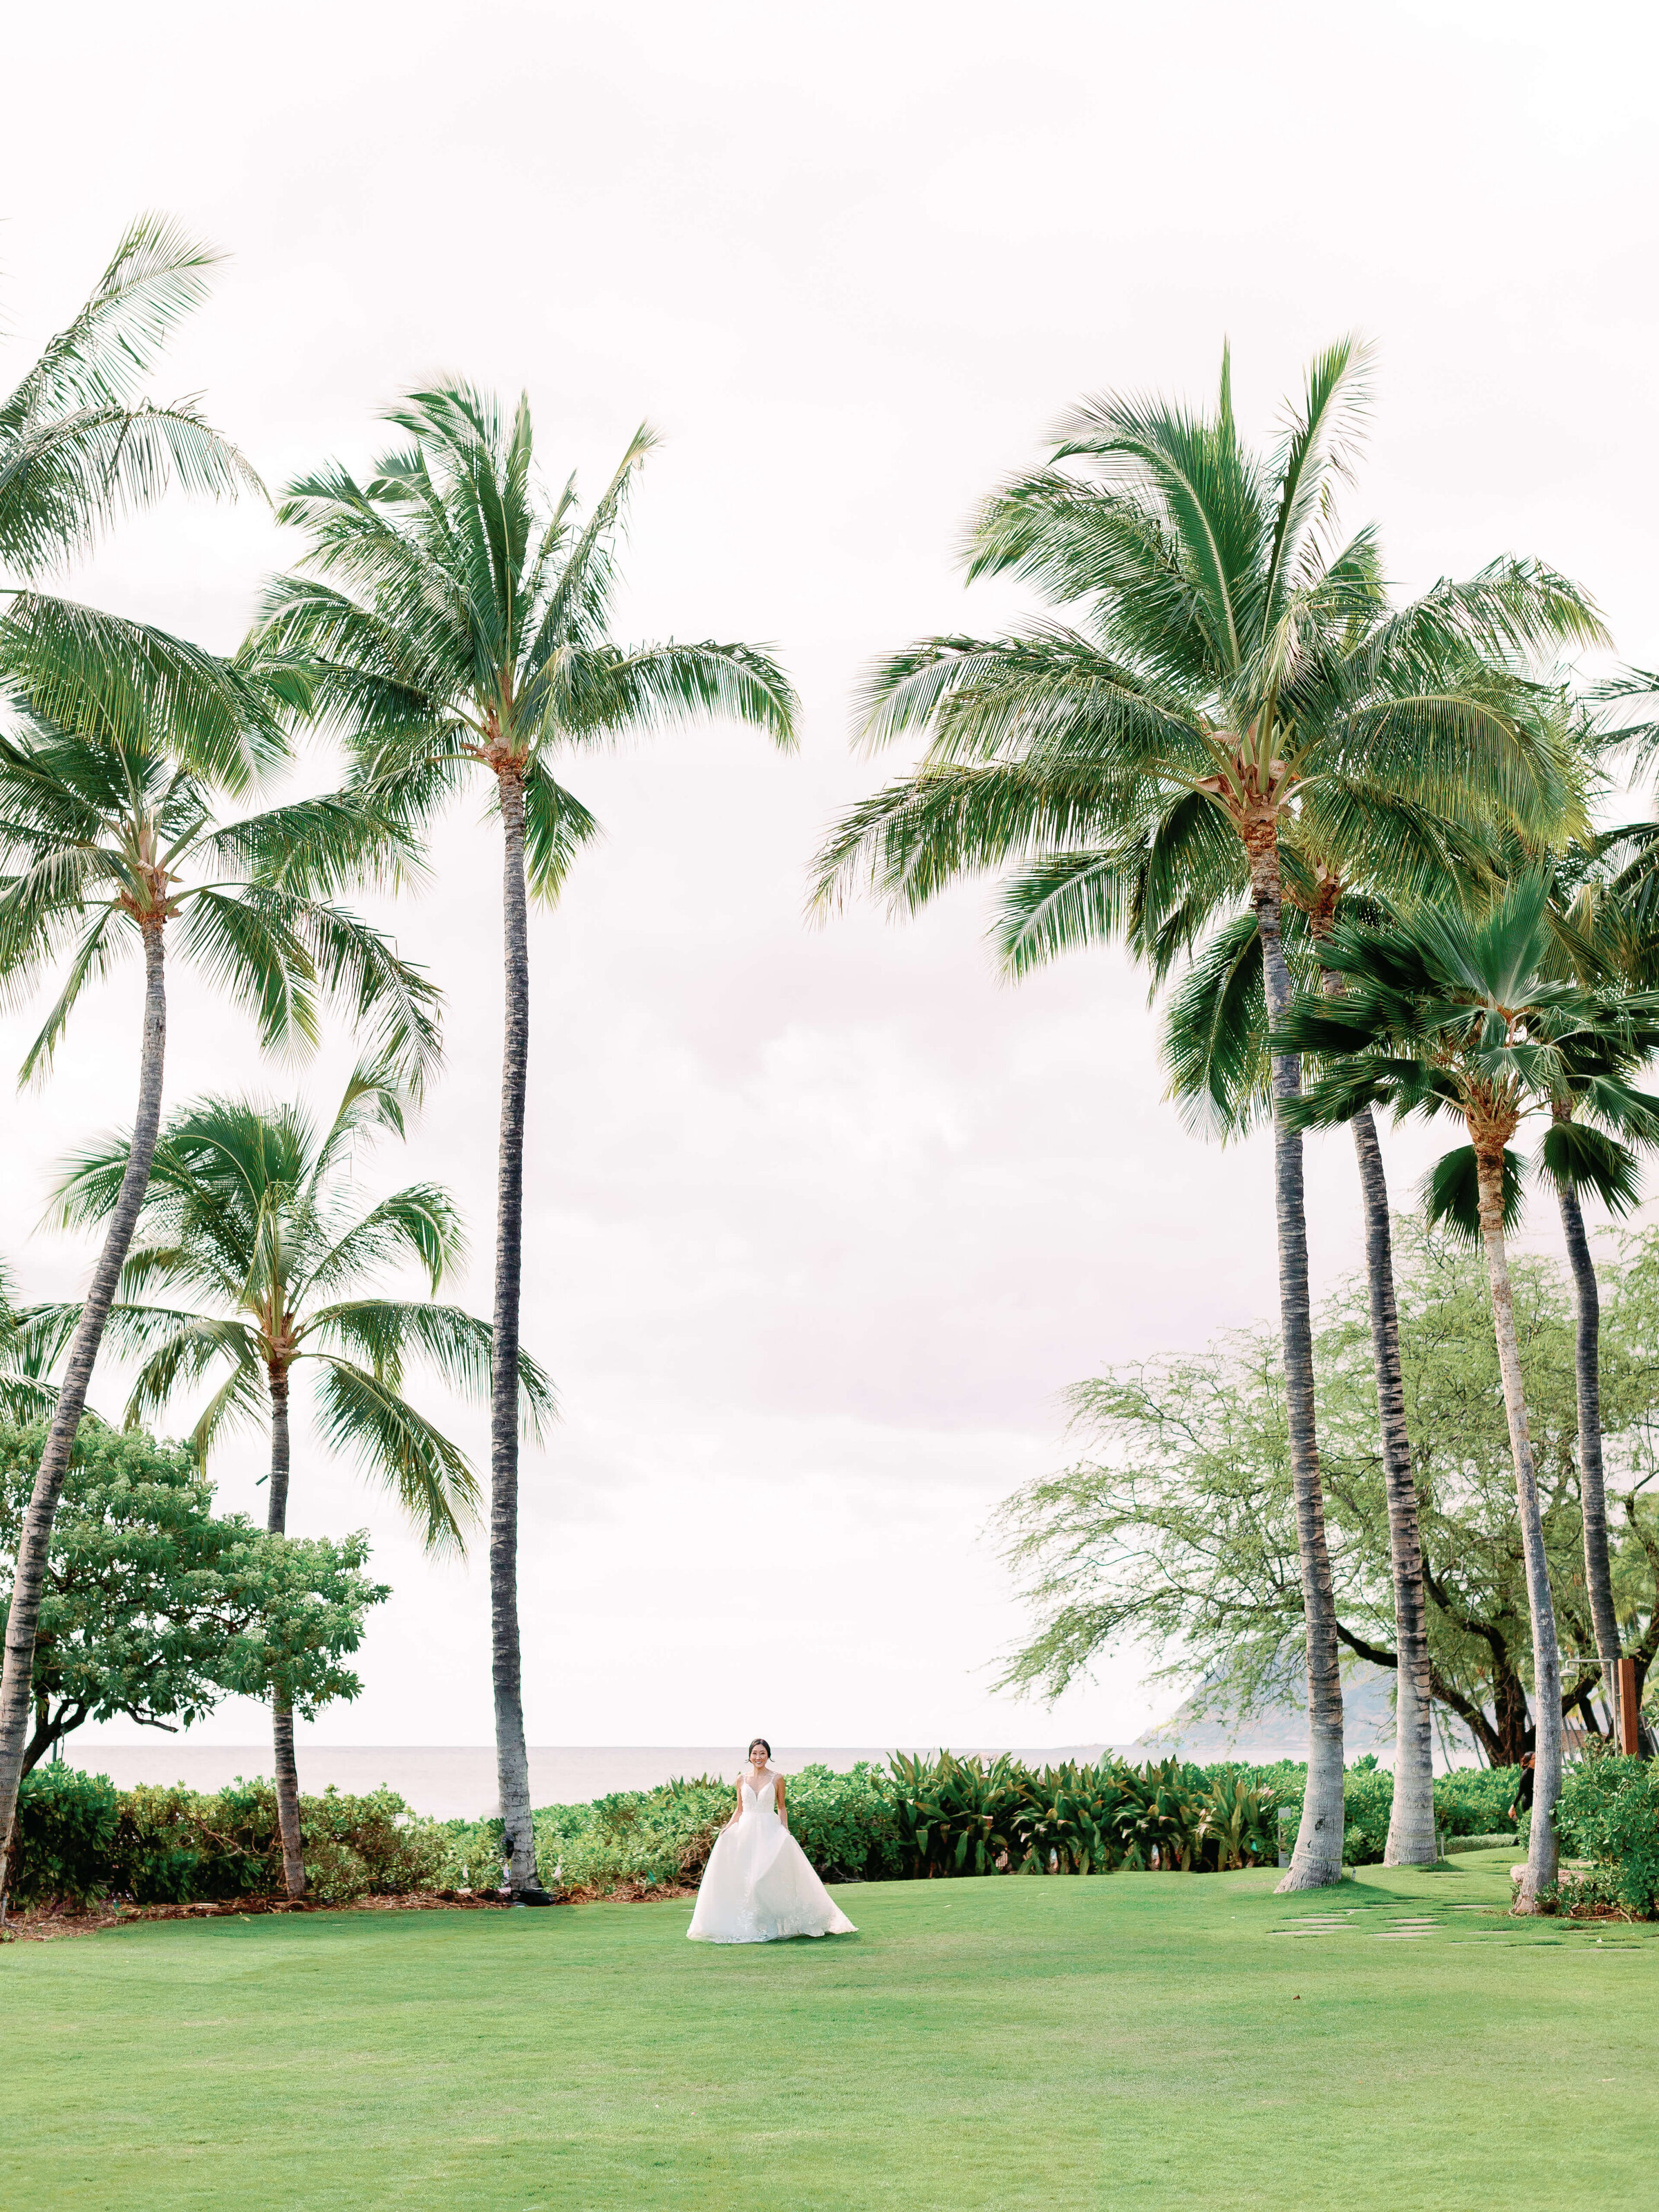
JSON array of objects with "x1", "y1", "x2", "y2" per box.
[{"x1": 1508, "y1": 1754, "x2": 1535, "y2": 1823}]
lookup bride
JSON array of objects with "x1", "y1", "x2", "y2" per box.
[{"x1": 687, "y1": 1738, "x2": 857, "y2": 1944}]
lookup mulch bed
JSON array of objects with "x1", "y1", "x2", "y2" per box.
[{"x1": 3, "y1": 1882, "x2": 700, "y2": 1942}]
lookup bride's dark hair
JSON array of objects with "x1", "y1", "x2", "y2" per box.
[{"x1": 748, "y1": 1736, "x2": 771, "y2": 1759}]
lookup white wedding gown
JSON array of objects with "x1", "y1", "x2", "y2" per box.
[{"x1": 686, "y1": 1773, "x2": 857, "y2": 1944}]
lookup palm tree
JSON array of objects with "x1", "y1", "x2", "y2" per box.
[
  {"x1": 1, "y1": 214, "x2": 255, "y2": 588},
  {"x1": 0, "y1": 1260, "x2": 66, "y2": 1425},
  {"x1": 1510, "y1": 838, "x2": 1651, "y2": 1750},
  {"x1": 0, "y1": 702, "x2": 441, "y2": 1892},
  {"x1": 1273, "y1": 875, "x2": 1659, "y2": 1910},
  {"x1": 1154, "y1": 783, "x2": 1564, "y2": 1862},
  {"x1": 1161, "y1": 891, "x2": 1443, "y2": 1859},
  {"x1": 1564, "y1": 675, "x2": 1659, "y2": 1741},
  {"x1": 250, "y1": 382, "x2": 798, "y2": 1892},
  {"x1": 0, "y1": 212, "x2": 261, "y2": 1880},
  {"x1": 814, "y1": 340, "x2": 1602, "y2": 1888},
  {"x1": 37, "y1": 1068, "x2": 553, "y2": 1897}
]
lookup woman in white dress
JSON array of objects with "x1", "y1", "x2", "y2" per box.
[{"x1": 687, "y1": 1738, "x2": 858, "y2": 1944}]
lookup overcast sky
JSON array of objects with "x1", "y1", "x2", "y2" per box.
[{"x1": 6, "y1": 0, "x2": 1658, "y2": 1758}]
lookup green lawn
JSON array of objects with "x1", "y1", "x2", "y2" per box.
[{"x1": 3, "y1": 1850, "x2": 1655, "y2": 2210}]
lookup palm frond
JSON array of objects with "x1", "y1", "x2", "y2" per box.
[
  {"x1": 519, "y1": 762, "x2": 603, "y2": 904},
  {"x1": 0, "y1": 594, "x2": 286, "y2": 791},
  {"x1": 1421, "y1": 1145, "x2": 1524, "y2": 1242},
  {"x1": 311, "y1": 1356, "x2": 480, "y2": 1555}
]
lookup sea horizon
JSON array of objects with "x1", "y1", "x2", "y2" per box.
[{"x1": 57, "y1": 1741, "x2": 1125, "y2": 1820}]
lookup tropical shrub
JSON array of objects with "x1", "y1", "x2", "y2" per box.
[
  {"x1": 885, "y1": 1753, "x2": 1280, "y2": 1879},
  {"x1": 1435, "y1": 1765, "x2": 1523, "y2": 1837},
  {"x1": 888, "y1": 1752, "x2": 1023, "y2": 1877},
  {"x1": 8, "y1": 1772, "x2": 448, "y2": 1906},
  {"x1": 1556, "y1": 1755, "x2": 1659, "y2": 1915},
  {"x1": 433, "y1": 1766, "x2": 906, "y2": 1896},
  {"x1": 787, "y1": 1764, "x2": 904, "y2": 1880},
  {"x1": 438, "y1": 1815, "x2": 507, "y2": 1893},
  {"x1": 535, "y1": 1779, "x2": 731, "y2": 1893},
  {"x1": 1201, "y1": 1773, "x2": 1281, "y2": 1871},
  {"x1": 1215, "y1": 1759, "x2": 1523, "y2": 1865},
  {"x1": 1011, "y1": 1761, "x2": 1139, "y2": 1873},
  {"x1": 7, "y1": 1764, "x2": 120, "y2": 1902},
  {"x1": 16, "y1": 1752, "x2": 1529, "y2": 1906}
]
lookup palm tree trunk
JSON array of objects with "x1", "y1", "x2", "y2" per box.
[
  {"x1": 1247, "y1": 837, "x2": 1344, "y2": 1891},
  {"x1": 268, "y1": 1360, "x2": 306, "y2": 1901},
  {"x1": 0, "y1": 922, "x2": 168, "y2": 1900},
  {"x1": 491, "y1": 767, "x2": 536, "y2": 1895},
  {"x1": 1474, "y1": 1145, "x2": 1562, "y2": 1911},
  {"x1": 1309, "y1": 928, "x2": 1436, "y2": 1866},
  {"x1": 1555, "y1": 1170, "x2": 1623, "y2": 1742},
  {"x1": 1349, "y1": 1108, "x2": 1437, "y2": 1865}
]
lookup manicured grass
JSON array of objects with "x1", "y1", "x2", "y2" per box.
[{"x1": 4, "y1": 1850, "x2": 1656, "y2": 2210}]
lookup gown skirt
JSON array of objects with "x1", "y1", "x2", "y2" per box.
[{"x1": 687, "y1": 1777, "x2": 857, "y2": 1944}]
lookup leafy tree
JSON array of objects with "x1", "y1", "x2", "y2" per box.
[
  {"x1": 252, "y1": 382, "x2": 798, "y2": 1891},
  {"x1": 37, "y1": 1069, "x2": 552, "y2": 1897},
  {"x1": 1274, "y1": 877, "x2": 1659, "y2": 1907},
  {"x1": 814, "y1": 339, "x2": 1600, "y2": 1886},
  {"x1": 0, "y1": 1418, "x2": 386, "y2": 1774},
  {"x1": 0, "y1": 697, "x2": 440, "y2": 1893},
  {"x1": 997, "y1": 1223, "x2": 1659, "y2": 1771}
]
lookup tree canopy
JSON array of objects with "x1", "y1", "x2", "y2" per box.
[
  {"x1": 997, "y1": 1222, "x2": 1659, "y2": 1764},
  {"x1": 0, "y1": 1418, "x2": 387, "y2": 1772}
]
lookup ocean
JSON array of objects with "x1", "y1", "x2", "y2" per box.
[{"x1": 66, "y1": 1742, "x2": 1118, "y2": 1820}]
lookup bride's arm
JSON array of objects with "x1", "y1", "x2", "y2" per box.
[
  {"x1": 777, "y1": 1772, "x2": 788, "y2": 1830},
  {"x1": 729, "y1": 1777, "x2": 744, "y2": 1825}
]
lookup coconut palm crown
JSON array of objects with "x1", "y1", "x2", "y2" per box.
[
  {"x1": 0, "y1": 214, "x2": 256, "y2": 583},
  {"x1": 44, "y1": 1069, "x2": 552, "y2": 1552},
  {"x1": 253, "y1": 384, "x2": 798, "y2": 899}
]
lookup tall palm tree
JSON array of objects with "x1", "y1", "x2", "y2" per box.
[
  {"x1": 1154, "y1": 782, "x2": 1568, "y2": 1860},
  {"x1": 0, "y1": 211, "x2": 261, "y2": 1882},
  {"x1": 251, "y1": 382, "x2": 798, "y2": 1892},
  {"x1": 1273, "y1": 875, "x2": 1659, "y2": 1910},
  {"x1": 37, "y1": 1068, "x2": 553, "y2": 1897},
  {"x1": 1509, "y1": 838, "x2": 1648, "y2": 1748},
  {"x1": 1161, "y1": 892, "x2": 1441, "y2": 1859},
  {"x1": 814, "y1": 340, "x2": 1602, "y2": 1888},
  {"x1": 1565, "y1": 674, "x2": 1659, "y2": 1741},
  {"x1": 0, "y1": 702, "x2": 441, "y2": 1890},
  {"x1": 1, "y1": 213, "x2": 255, "y2": 588}
]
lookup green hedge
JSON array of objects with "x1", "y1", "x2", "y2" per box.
[
  {"x1": 9, "y1": 1767, "x2": 449, "y2": 1907},
  {"x1": 1211, "y1": 1756, "x2": 1523, "y2": 1866},
  {"x1": 1557, "y1": 1754, "x2": 1659, "y2": 1915},
  {"x1": 437, "y1": 1765, "x2": 906, "y2": 1895},
  {"x1": 11, "y1": 1752, "x2": 1534, "y2": 1906}
]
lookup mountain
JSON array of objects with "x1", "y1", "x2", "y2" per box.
[{"x1": 1130, "y1": 1663, "x2": 1474, "y2": 1768}]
